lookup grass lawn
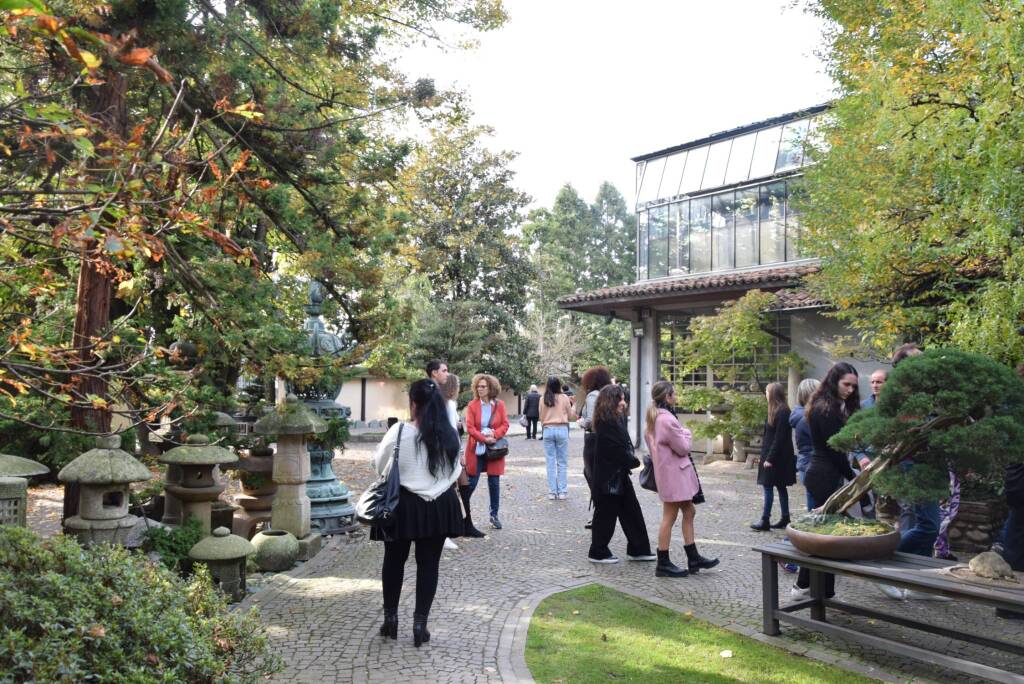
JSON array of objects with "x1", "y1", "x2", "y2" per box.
[{"x1": 525, "y1": 584, "x2": 878, "y2": 683}]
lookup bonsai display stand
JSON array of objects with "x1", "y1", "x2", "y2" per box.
[{"x1": 755, "y1": 540, "x2": 1024, "y2": 683}]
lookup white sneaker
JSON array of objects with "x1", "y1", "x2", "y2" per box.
[
  {"x1": 626, "y1": 553, "x2": 657, "y2": 561},
  {"x1": 904, "y1": 589, "x2": 952, "y2": 601},
  {"x1": 790, "y1": 585, "x2": 811, "y2": 599},
  {"x1": 443, "y1": 538, "x2": 458, "y2": 550},
  {"x1": 548, "y1": 493, "x2": 557, "y2": 500},
  {"x1": 877, "y1": 584, "x2": 905, "y2": 600},
  {"x1": 557, "y1": 493, "x2": 568, "y2": 500},
  {"x1": 588, "y1": 555, "x2": 620, "y2": 564}
]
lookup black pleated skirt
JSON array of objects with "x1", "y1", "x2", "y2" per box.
[{"x1": 370, "y1": 486, "x2": 465, "y2": 542}]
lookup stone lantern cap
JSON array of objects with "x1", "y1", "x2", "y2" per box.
[
  {"x1": 189, "y1": 526, "x2": 255, "y2": 561},
  {"x1": 58, "y1": 435, "x2": 151, "y2": 484},
  {"x1": 212, "y1": 411, "x2": 237, "y2": 428},
  {"x1": 159, "y1": 435, "x2": 239, "y2": 466},
  {"x1": 0, "y1": 453, "x2": 49, "y2": 478},
  {"x1": 254, "y1": 394, "x2": 326, "y2": 436}
]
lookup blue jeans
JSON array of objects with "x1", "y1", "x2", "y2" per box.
[
  {"x1": 897, "y1": 500, "x2": 941, "y2": 556},
  {"x1": 543, "y1": 425, "x2": 569, "y2": 496},
  {"x1": 761, "y1": 485, "x2": 790, "y2": 521},
  {"x1": 998, "y1": 507, "x2": 1024, "y2": 571},
  {"x1": 798, "y1": 469, "x2": 813, "y2": 511},
  {"x1": 895, "y1": 463, "x2": 941, "y2": 557},
  {"x1": 467, "y1": 466, "x2": 500, "y2": 518}
]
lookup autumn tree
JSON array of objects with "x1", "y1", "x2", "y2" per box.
[
  {"x1": 802, "y1": 0, "x2": 1024, "y2": 364},
  {"x1": 0, "y1": 0, "x2": 506, "y2": 469}
]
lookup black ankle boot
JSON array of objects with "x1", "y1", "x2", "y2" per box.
[
  {"x1": 770, "y1": 516, "x2": 791, "y2": 530},
  {"x1": 460, "y1": 487, "x2": 486, "y2": 538},
  {"x1": 412, "y1": 613, "x2": 431, "y2": 647},
  {"x1": 750, "y1": 517, "x2": 771, "y2": 531},
  {"x1": 684, "y1": 543, "x2": 720, "y2": 573},
  {"x1": 655, "y1": 548, "x2": 688, "y2": 577},
  {"x1": 379, "y1": 609, "x2": 398, "y2": 640}
]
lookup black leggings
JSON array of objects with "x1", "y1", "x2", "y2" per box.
[{"x1": 381, "y1": 537, "x2": 446, "y2": 616}]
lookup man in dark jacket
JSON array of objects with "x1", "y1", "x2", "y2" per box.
[
  {"x1": 523, "y1": 385, "x2": 541, "y2": 439},
  {"x1": 996, "y1": 463, "x2": 1024, "y2": 619}
]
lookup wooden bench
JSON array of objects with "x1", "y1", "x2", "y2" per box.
[{"x1": 755, "y1": 540, "x2": 1024, "y2": 683}]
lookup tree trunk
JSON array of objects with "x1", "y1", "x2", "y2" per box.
[{"x1": 63, "y1": 71, "x2": 127, "y2": 522}]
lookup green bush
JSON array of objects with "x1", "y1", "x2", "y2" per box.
[
  {"x1": 144, "y1": 515, "x2": 204, "y2": 572},
  {"x1": 0, "y1": 527, "x2": 280, "y2": 683}
]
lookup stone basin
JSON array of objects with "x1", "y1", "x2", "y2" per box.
[{"x1": 786, "y1": 524, "x2": 901, "y2": 561}]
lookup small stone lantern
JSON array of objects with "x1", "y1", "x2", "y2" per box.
[
  {"x1": 159, "y1": 435, "x2": 237, "y2": 535},
  {"x1": 0, "y1": 454, "x2": 48, "y2": 527},
  {"x1": 189, "y1": 526, "x2": 255, "y2": 602},
  {"x1": 59, "y1": 436, "x2": 151, "y2": 546},
  {"x1": 255, "y1": 395, "x2": 325, "y2": 560}
]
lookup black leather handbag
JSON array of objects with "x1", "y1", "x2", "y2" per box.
[
  {"x1": 482, "y1": 405, "x2": 509, "y2": 461},
  {"x1": 639, "y1": 454, "x2": 657, "y2": 492},
  {"x1": 355, "y1": 423, "x2": 403, "y2": 527}
]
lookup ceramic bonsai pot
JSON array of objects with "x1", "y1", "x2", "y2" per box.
[{"x1": 786, "y1": 524, "x2": 901, "y2": 561}]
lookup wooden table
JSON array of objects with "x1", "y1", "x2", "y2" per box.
[{"x1": 755, "y1": 540, "x2": 1024, "y2": 683}]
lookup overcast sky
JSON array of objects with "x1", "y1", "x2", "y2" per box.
[{"x1": 400, "y1": 0, "x2": 836, "y2": 209}]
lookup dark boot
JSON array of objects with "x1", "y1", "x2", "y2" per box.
[
  {"x1": 412, "y1": 613, "x2": 431, "y2": 647},
  {"x1": 655, "y1": 549, "x2": 688, "y2": 577},
  {"x1": 379, "y1": 609, "x2": 398, "y2": 640},
  {"x1": 770, "y1": 516, "x2": 791, "y2": 530},
  {"x1": 750, "y1": 518, "x2": 771, "y2": 531},
  {"x1": 460, "y1": 486, "x2": 485, "y2": 538},
  {"x1": 685, "y1": 543, "x2": 720, "y2": 573}
]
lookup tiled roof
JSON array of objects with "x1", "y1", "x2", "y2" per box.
[
  {"x1": 558, "y1": 263, "x2": 822, "y2": 307},
  {"x1": 769, "y1": 287, "x2": 825, "y2": 311}
]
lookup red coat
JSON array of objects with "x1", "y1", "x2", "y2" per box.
[{"x1": 464, "y1": 398, "x2": 509, "y2": 476}]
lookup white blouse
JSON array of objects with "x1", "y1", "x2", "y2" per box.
[{"x1": 372, "y1": 421, "x2": 461, "y2": 501}]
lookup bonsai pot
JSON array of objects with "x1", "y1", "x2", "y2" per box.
[{"x1": 786, "y1": 524, "x2": 901, "y2": 561}]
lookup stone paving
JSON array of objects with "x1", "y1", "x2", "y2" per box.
[{"x1": 238, "y1": 432, "x2": 1023, "y2": 683}]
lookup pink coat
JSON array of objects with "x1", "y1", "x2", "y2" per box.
[{"x1": 645, "y1": 409, "x2": 700, "y2": 503}]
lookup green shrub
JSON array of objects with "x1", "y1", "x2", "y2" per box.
[
  {"x1": 144, "y1": 515, "x2": 204, "y2": 572},
  {"x1": 0, "y1": 526, "x2": 280, "y2": 683}
]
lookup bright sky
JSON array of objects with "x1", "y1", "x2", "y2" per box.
[{"x1": 400, "y1": 0, "x2": 835, "y2": 209}]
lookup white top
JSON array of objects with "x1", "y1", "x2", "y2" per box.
[
  {"x1": 578, "y1": 390, "x2": 600, "y2": 431},
  {"x1": 373, "y1": 421, "x2": 462, "y2": 501},
  {"x1": 446, "y1": 399, "x2": 459, "y2": 431}
]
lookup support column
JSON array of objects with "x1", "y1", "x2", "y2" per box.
[{"x1": 787, "y1": 365, "x2": 801, "y2": 410}]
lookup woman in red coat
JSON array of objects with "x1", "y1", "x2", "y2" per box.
[{"x1": 463, "y1": 373, "x2": 509, "y2": 532}]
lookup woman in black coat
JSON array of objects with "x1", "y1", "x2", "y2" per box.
[
  {"x1": 587, "y1": 385, "x2": 655, "y2": 564},
  {"x1": 793, "y1": 362, "x2": 860, "y2": 599},
  {"x1": 751, "y1": 382, "x2": 796, "y2": 531}
]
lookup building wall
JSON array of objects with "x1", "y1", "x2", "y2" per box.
[
  {"x1": 630, "y1": 307, "x2": 892, "y2": 454},
  {"x1": 789, "y1": 310, "x2": 890, "y2": 402},
  {"x1": 337, "y1": 378, "x2": 523, "y2": 423}
]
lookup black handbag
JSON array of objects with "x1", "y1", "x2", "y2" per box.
[
  {"x1": 355, "y1": 423, "x2": 403, "y2": 527},
  {"x1": 482, "y1": 404, "x2": 509, "y2": 461},
  {"x1": 639, "y1": 454, "x2": 657, "y2": 492},
  {"x1": 690, "y1": 455, "x2": 706, "y2": 505}
]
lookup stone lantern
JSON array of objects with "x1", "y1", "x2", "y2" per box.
[
  {"x1": 189, "y1": 526, "x2": 255, "y2": 602},
  {"x1": 0, "y1": 454, "x2": 48, "y2": 527},
  {"x1": 59, "y1": 436, "x2": 151, "y2": 546},
  {"x1": 293, "y1": 280, "x2": 358, "y2": 535},
  {"x1": 254, "y1": 394, "x2": 325, "y2": 560},
  {"x1": 159, "y1": 435, "x2": 237, "y2": 535}
]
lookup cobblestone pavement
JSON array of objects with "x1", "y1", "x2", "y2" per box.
[{"x1": 237, "y1": 432, "x2": 1023, "y2": 683}]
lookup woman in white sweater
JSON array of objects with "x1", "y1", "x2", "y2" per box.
[{"x1": 372, "y1": 379, "x2": 463, "y2": 647}]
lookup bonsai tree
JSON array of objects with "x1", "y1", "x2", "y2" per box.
[{"x1": 820, "y1": 349, "x2": 1024, "y2": 515}]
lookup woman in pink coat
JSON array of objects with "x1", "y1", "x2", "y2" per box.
[{"x1": 645, "y1": 380, "x2": 720, "y2": 578}]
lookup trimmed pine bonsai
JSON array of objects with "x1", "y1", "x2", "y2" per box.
[{"x1": 819, "y1": 349, "x2": 1024, "y2": 515}]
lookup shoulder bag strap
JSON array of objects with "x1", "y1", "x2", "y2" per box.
[{"x1": 392, "y1": 423, "x2": 403, "y2": 468}]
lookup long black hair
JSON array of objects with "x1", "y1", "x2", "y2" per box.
[
  {"x1": 409, "y1": 378, "x2": 459, "y2": 477},
  {"x1": 543, "y1": 376, "x2": 562, "y2": 407},
  {"x1": 592, "y1": 384, "x2": 626, "y2": 430},
  {"x1": 809, "y1": 362, "x2": 860, "y2": 419}
]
